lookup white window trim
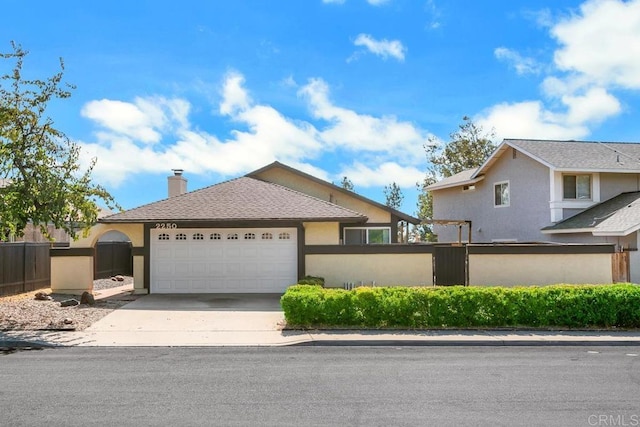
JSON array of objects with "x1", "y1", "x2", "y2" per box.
[
  {"x1": 493, "y1": 180, "x2": 510, "y2": 208},
  {"x1": 343, "y1": 226, "x2": 392, "y2": 244},
  {"x1": 562, "y1": 173, "x2": 592, "y2": 201},
  {"x1": 549, "y1": 171, "x2": 600, "y2": 222}
]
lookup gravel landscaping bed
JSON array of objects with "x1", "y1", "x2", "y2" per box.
[{"x1": 0, "y1": 276, "x2": 138, "y2": 331}]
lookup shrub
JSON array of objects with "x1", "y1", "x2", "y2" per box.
[
  {"x1": 296, "y1": 276, "x2": 325, "y2": 287},
  {"x1": 281, "y1": 283, "x2": 640, "y2": 329}
]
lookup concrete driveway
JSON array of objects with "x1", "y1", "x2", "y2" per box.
[{"x1": 69, "y1": 293, "x2": 307, "y2": 346}]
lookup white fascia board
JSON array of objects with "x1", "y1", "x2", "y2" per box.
[
  {"x1": 540, "y1": 227, "x2": 594, "y2": 234},
  {"x1": 593, "y1": 223, "x2": 640, "y2": 237},
  {"x1": 474, "y1": 140, "x2": 558, "y2": 179},
  {"x1": 553, "y1": 167, "x2": 640, "y2": 173},
  {"x1": 427, "y1": 176, "x2": 485, "y2": 191},
  {"x1": 472, "y1": 141, "x2": 510, "y2": 178}
]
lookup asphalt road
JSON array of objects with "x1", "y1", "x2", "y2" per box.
[{"x1": 1, "y1": 346, "x2": 639, "y2": 427}]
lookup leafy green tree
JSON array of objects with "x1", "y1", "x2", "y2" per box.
[
  {"x1": 416, "y1": 116, "x2": 495, "y2": 241},
  {"x1": 425, "y1": 116, "x2": 495, "y2": 178},
  {"x1": 0, "y1": 42, "x2": 116, "y2": 241},
  {"x1": 415, "y1": 173, "x2": 437, "y2": 242},
  {"x1": 383, "y1": 182, "x2": 403, "y2": 210},
  {"x1": 340, "y1": 176, "x2": 354, "y2": 191}
]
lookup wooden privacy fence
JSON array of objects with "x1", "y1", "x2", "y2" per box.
[
  {"x1": 95, "y1": 242, "x2": 132, "y2": 279},
  {"x1": 0, "y1": 242, "x2": 51, "y2": 297}
]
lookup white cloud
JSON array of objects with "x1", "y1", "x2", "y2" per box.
[
  {"x1": 478, "y1": 101, "x2": 589, "y2": 141},
  {"x1": 562, "y1": 86, "x2": 621, "y2": 125},
  {"x1": 494, "y1": 47, "x2": 541, "y2": 75},
  {"x1": 219, "y1": 71, "x2": 252, "y2": 116},
  {"x1": 477, "y1": 86, "x2": 620, "y2": 141},
  {"x1": 338, "y1": 161, "x2": 424, "y2": 187},
  {"x1": 352, "y1": 34, "x2": 406, "y2": 62},
  {"x1": 298, "y1": 78, "x2": 429, "y2": 155},
  {"x1": 483, "y1": 0, "x2": 638, "y2": 141},
  {"x1": 523, "y1": 8, "x2": 554, "y2": 28},
  {"x1": 81, "y1": 99, "x2": 164, "y2": 143},
  {"x1": 552, "y1": 0, "x2": 640, "y2": 89},
  {"x1": 424, "y1": 0, "x2": 442, "y2": 30},
  {"x1": 80, "y1": 72, "x2": 429, "y2": 189}
]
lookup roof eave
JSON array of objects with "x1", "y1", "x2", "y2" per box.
[
  {"x1": 99, "y1": 216, "x2": 368, "y2": 224},
  {"x1": 540, "y1": 227, "x2": 595, "y2": 234},
  {"x1": 593, "y1": 222, "x2": 640, "y2": 237},
  {"x1": 553, "y1": 167, "x2": 640, "y2": 173},
  {"x1": 426, "y1": 175, "x2": 485, "y2": 191}
]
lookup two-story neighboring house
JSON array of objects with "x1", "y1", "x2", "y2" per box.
[{"x1": 427, "y1": 139, "x2": 640, "y2": 271}]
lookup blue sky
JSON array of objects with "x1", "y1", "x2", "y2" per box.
[{"x1": 2, "y1": 0, "x2": 640, "y2": 215}]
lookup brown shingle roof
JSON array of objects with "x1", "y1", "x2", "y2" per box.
[{"x1": 100, "y1": 177, "x2": 368, "y2": 223}]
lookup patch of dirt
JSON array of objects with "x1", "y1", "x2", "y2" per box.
[{"x1": 0, "y1": 277, "x2": 139, "y2": 331}]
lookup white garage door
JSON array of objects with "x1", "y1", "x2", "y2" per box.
[{"x1": 150, "y1": 228, "x2": 298, "y2": 293}]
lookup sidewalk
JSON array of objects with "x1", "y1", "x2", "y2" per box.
[
  {"x1": 3, "y1": 328, "x2": 640, "y2": 348},
  {"x1": 2, "y1": 288, "x2": 640, "y2": 348}
]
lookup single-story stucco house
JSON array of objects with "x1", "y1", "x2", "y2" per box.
[{"x1": 51, "y1": 162, "x2": 421, "y2": 294}]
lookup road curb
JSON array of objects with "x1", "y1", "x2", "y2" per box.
[{"x1": 292, "y1": 339, "x2": 640, "y2": 347}]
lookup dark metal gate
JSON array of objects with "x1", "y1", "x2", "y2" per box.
[{"x1": 433, "y1": 245, "x2": 467, "y2": 286}]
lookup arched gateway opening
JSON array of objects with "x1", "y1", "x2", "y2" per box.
[{"x1": 94, "y1": 230, "x2": 132, "y2": 280}]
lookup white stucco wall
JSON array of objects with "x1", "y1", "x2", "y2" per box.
[
  {"x1": 306, "y1": 253, "x2": 433, "y2": 288},
  {"x1": 51, "y1": 256, "x2": 94, "y2": 294},
  {"x1": 469, "y1": 253, "x2": 613, "y2": 286}
]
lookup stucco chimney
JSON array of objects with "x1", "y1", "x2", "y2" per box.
[{"x1": 168, "y1": 169, "x2": 187, "y2": 197}]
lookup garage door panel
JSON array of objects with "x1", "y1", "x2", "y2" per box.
[
  {"x1": 191, "y1": 263, "x2": 208, "y2": 275},
  {"x1": 225, "y1": 262, "x2": 244, "y2": 275},
  {"x1": 151, "y1": 228, "x2": 297, "y2": 293},
  {"x1": 207, "y1": 247, "x2": 224, "y2": 258},
  {"x1": 190, "y1": 280, "x2": 209, "y2": 291},
  {"x1": 174, "y1": 263, "x2": 190, "y2": 275}
]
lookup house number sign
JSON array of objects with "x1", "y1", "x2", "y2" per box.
[{"x1": 155, "y1": 223, "x2": 178, "y2": 229}]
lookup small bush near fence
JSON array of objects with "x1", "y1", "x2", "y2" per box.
[{"x1": 280, "y1": 284, "x2": 640, "y2": 329}]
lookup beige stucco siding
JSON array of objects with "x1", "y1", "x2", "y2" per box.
[
  {"x1": 51, "y1": 256, "x2": 94, "y2": 294},
  {"x1": 469, "y1": 253, "x2": 613, "y2": 286},
  {"x1": 133, "y1": 255, "x2": 146, "y2": 294},
  {"x1": 304, "y1": 222, "x2": 340, "y2": 245},
  {"x1": 255, "y1": 168, "x2": 391, "y2": 223},
  {"x1": 306, "y1": 253, "x2": 433, "y2": 288},
  {"x1": 72, "y1": 223, "x2": 144, "y2": 247}
]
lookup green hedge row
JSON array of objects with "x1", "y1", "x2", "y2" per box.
[{"x1": 280, "y1": 284, "x2": 640, "y2": 329}]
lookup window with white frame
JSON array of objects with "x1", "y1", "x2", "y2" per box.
[
  {"x1": 494, "y1": 181, "x2": 510, "y2": 207},
  {"x1": 563, "y1": 174, "x2": 591, "y2": 200},
  {"x1": 343, "y1": 227, "x2": 391, "y2": 244}
]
